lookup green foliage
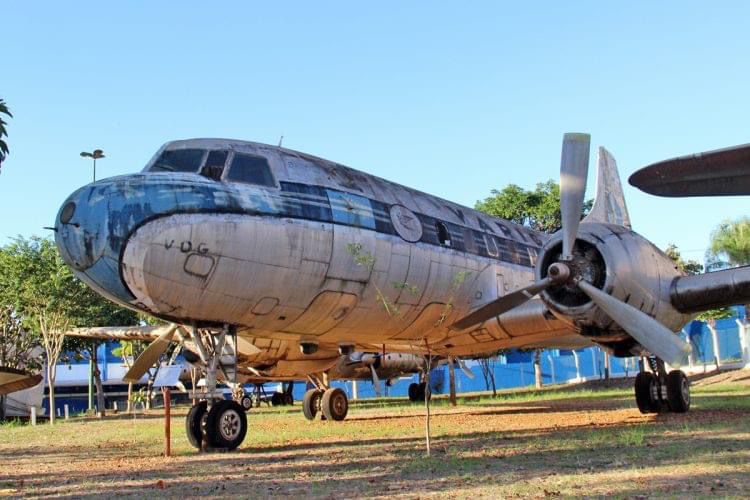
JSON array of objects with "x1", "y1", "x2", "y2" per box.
[
  {"x1": 710, "y1": 217, "x2": 750, "y2": 266},
  {"x1": 0, "y1": 98, "x2": 11, "y2": 170},
  {"x1": 475, "y1": 179, "x2": 592, "y2": 234},
  {"x1": 0, "y1": 236, "x2": 138, "y2": 361},
  {"x1": 664, "y1": 243, "x2": 704, "y2": 275}
]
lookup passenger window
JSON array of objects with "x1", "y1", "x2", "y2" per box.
[
  {"x1": 485, "y1": 234, "x2": 499, "y2": 257},
  {"x1": 201, "y1": 150, "x2": 228, "y2": 181},
  {"x1": 227, "y1": 153, "x2": 276, "y2": 187},
  {"x1": 327, "y1": 190, "x2": 376, "y2": 229},
  {"x1": 436, "y1": 221, "x2": 451, "y2": 247},
  {"x1": 150, "y1": 149, "x2": 205, "y2": 173}
]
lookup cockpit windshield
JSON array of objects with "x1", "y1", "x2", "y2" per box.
[{"x1": 150, "y1": 149, "x2": 206, "y2": 173}]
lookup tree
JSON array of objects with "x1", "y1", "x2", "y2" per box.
[
  {"x1": 710, "y1": 218, "x2": 750, "y2": 323},
  {"x1": 475, "y1": 179, "x2": 592, "y2": 233},
  {"x1": 665, "y1": 244, "x2": 704, "y2": 276},
  {"x1": 0, "y1": 99, "x2": 11, "y2": 173},
  {"x1": 0, "y1": 236, "x2": 137, "y2": 422}
]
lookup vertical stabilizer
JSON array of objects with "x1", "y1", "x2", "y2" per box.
[{"x1": 582, "y1": 146, "x2": 631, "y2": 228}]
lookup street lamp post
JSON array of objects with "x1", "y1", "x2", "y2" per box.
[{"x1": 80, "y1": 149, "x2": 105, "y2": 182}]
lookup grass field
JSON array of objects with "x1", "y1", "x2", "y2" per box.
[{"x1": 1, "y1": 374, "x2": 750, "y2": 498}]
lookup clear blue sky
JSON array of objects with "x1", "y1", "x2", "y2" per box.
[{"x1": 2, "y1": 2, "x2": 749, "y2": 263}]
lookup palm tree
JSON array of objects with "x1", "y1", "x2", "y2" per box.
[
  {"x1": 0, "y1": 99, "x2": 11, "y2": 172},
  {"x1": 710, "y1": 217, "x2": 750, "y2": 321}
]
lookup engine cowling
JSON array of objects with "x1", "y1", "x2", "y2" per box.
[{"x1": 536, "y1": 222, "x2": 693, "y2": 355}]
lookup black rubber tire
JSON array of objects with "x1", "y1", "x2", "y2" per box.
[
  {"x1": 302, "y1": 389, "x2": 322, "y2": 421},
  {"x1": 417, "y1": 382, "x2": 431, "y2": 402},
  {"x1": 666, "y1": 370, "x2": 690, "y2": 413},
  {"x1": 634, "y1": 372, "x2": 661, "y2": 414},
  {"x1": 240, "y1": 395, "x2": 253, "y2": 412},
  {"x1": 271, "y1": 391, "x2": 285, "y2": 406},
  {"x1": 321, "y1": 388, "x2": 348, "y2": 421},
  {"x1": 185, "y1": 401, "x2": 207, "y2": 449},
  {"x1": 204, "y1": 400, "x2": 247, "y2": 450},
  {"x1": 408, "y1": 383, "x2": 420, "y2": 402}
]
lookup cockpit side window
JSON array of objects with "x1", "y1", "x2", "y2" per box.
[
  {"x1": 150, "y1": 149, "x2": 206, "y2": 173},
  {"x1": 201, "y1": 150, "x2": 228, "y2": 181},
  {"x1": 226, "y1": 153, "x2": 276, "y2": 187}
]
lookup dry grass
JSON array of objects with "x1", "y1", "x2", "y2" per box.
[{"x1": 1, "y1": 377, "x2": 749, "y2": 498}]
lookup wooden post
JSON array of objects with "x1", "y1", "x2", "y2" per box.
[
  {"x1": 64, "y1": 404, "x2": 69, "y2": 420},
  {"x1": 448, "y1": 357, "x2": 457, "y2": 406},
  {"x1": 30, "y1": 406, "x2": 37, "y2": 426},
  {"x1": 162, "y1": 388, "x2": 171, "y2": 457}
]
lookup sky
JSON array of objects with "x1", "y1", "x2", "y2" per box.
[{"x1": 2, "y1": 1, "x2": 749, "y2": 263}]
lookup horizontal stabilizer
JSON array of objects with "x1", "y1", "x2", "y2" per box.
[
  {"x1": 0, "y1": 367, "x2": 43, "y2": 396},
  {"x1": 630, "y1": 143, "x2": 750, "y2": 197}
]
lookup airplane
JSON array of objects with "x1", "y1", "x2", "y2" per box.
[{"x1": 53, "y1": 133, "x2": 750, "y2": 451}]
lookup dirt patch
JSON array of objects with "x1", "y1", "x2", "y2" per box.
[{"x1": 1, "y1": 382, "x2": 749, "y2": 498}]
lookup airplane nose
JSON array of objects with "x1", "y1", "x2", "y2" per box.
[
  {"x1": 55, "y1": 185, "x2": 108, "y2": 271},
  {"x1": 54, "y1": 180, "x2": 134, "y2": 305}
]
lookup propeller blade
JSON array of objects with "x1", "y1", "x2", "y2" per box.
[
  {"x1": 577, "y1": 281, "x2": 691, "y2": 367},
  {"x1": 560, "y1": 133, "x2": 591, "y2": 260},
  {"x1": 369, "y1": 365, "x2": 382, "y2": 396},
  {"x1": 451, "y1": 277, "x2": 554, "y2": 330},
  {"x1": 123, "y1": 324, "x2": 178, "y2": 383},
  {"x1": 456, "y1": 358, "x2": 475, "y2": 379},
  {"x1": 629, "y1": 142, "x2": 750, "y2": 197}
]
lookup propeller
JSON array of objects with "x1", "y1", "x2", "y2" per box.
[
  {"x1": 456, "y1": 358, "x2": 475, "y2": 379},
  {"x1": 123, "y1": 324, "x2": 178, "y2": 383},
  {"x1": 451, "y1": 133, "x2": 689, "y2": 366},
  {"x1": 559, "y1": 133, "x2": 591, "y2": 260},
  {"x1": 369, "y1": 365, "x2": 382, "y2": 395}
]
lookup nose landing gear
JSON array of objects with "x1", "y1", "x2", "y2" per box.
[
  {"x1": 184, "y1": 324, "x2": 249, "y2": 451},
  {"x1": 634, "y1": 357, "x2": 690, "y2": 414}
]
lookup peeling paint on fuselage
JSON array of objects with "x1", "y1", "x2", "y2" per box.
[{"x1": 56, "y1": 138, "x2": 588, "y2": 357}]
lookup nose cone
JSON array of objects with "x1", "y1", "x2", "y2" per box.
[
  {"x1": 55, "y1": 179, "x2": 135, "y2": 306},
  {"x1": 55, "y1": 185, "x2": 108, "y2": 272}
]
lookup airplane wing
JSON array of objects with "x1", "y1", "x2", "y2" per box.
[
  {"x1": 66, "y1": 325, "x2": 172, "y2": 341},
  {"x1": 629, "y1": 142, "x2": 750, "y2": 197},
  {"x1": 0, "y1": 367, "x2": 43, "y2": 396}
]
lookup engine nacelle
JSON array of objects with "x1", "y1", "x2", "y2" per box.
[{"x1": 536, "y1": 223, "x2": 693, "y2": 356}]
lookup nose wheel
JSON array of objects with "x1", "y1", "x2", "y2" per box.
[
  {"x1": 185, "y1": 400, "x2": 248, "y2": 451},
  {"x1": 634, "y1": 357, "x2": 690, "y2": 414}
]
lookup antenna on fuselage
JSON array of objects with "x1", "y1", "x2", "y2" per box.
[{"x1": 278, "y1": 135, "x2": 284, "y2": 147}]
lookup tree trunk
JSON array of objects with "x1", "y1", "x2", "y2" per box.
[
  {"x1": 47, "y1": 362, "x2": 56, "y2": 424},
  {"x1": 424, "y1": 365, "x2": 432, "y2": 457},
  {"x1": 126, "y1": 382, "x2": 133, "y2": 413},
  {"x1": 448, "y1": 357, "x2": 457, "y2": 407},
  {"x1": 604, "y1": 352, "x2": 610, "y2": 382},
  {"x1": 91, "y1": 347, "x2": 106, "y2": 417},
  {"x1": 534, "y1": 350, "x2": 543, "y2": 389}
]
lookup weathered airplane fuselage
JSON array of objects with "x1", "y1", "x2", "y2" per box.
[{"x1": 55, "y1": 139, "x2": 692, "y2": 359}]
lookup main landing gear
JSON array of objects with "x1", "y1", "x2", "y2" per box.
[
  {"x1": 407, "y1": 381, "x2": 431, "y2": 402},
  {"x1": 634, "y1": 357, "x2": 690, "y2": 414},
  {"x1": 184, "y1": 325, "x2": 249, "y2": 451},
  {"x1": 302, "y1": 374, "x2": 349, "y2": 421}
]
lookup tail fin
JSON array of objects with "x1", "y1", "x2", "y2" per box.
[{"x1": 582, "y1": 146, "x2": 631, "y2": 228}]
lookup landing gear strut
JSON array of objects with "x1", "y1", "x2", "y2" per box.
[
  {"x1": 184, "y1": 325, "x2": 249, "y2": 451},
  {"x1": 634, "y1": 357, "x2": 690, "y2": 414},
  {"x1": 302, "y1": 374, "x2": 349, "y2": 421}
]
